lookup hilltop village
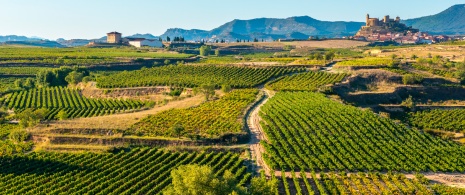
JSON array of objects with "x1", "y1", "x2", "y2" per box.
[{"x1": 354, "y1": 14, "x2": 452, "y2": 44}]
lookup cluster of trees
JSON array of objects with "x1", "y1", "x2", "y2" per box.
[
  {"x1": 164, "y1": 165, "x2": 277, "y2": 195},
  {"x1": 14, "y1": 78, "x2": 35, "y2": 90},
  {"x1": 308, "y1": 51, "x2": 335, "y2": 62},
  {"x1": 235, "y1": 39, "x2": 265, "y2": 43},
  {"x1": 166, "y1": 36, "x2": 185, "y2": 42},
  {"x1": 36, "y1": 66, "x2": 89, "y2": 87}
]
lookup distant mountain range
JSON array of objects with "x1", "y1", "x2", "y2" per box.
[
  {"x1": 162, "y1": 4, "x2": 465, "y2": 41},
  {"x1": 161, "y1": 17, "x2": 364, "y2": 41},
  {"x1": 403, "y1": 4, "x2": 465, "y2": 35}
]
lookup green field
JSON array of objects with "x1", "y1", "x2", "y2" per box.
[
  {"x1": 96, "y1": 65, "x2": 304, "y2": 88},
  {"x1": 335, "y1": 58, "x2": 393, "y2": 66},
  {"x1": 2, "y1": 87, "x2": 148, "y2": 120},
  {"x1": 130, "y1": 89, "x2": 258, "y2": 138},
  {"x1": 0, "y1": 149, "x2": 250, "y2": 194},
  {"x1": 0, "y1": 47, "x2": 192, "y2": 65},
  {"x1": 407, "y1": 109, "x2": 465, "y2": 132},
  {"x1": 260, "y1": 92, "x2": 465, "y2": 172},
  {"x1": 266, "y1": 71, "x2": 346, "y2": 91}
]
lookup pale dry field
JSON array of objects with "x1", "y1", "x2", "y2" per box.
[
  {"x1": 212, "y1": 40, "x2": 369, "y2": 49},
  {"x1": 369, "y1": 45, "x2": 465, "y2": 61}
]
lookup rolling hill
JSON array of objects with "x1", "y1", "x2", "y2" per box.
[{"x1": 403, "y1": 4, "x2": 465, "y2": 35}]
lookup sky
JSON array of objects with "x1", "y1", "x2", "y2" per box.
[{"x1": 1, "y1": 0, "x2": 463, "y2": 40}]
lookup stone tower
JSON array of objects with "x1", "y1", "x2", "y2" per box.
[{"x1": 107, "y1": 32, "x2": 122, "y2": 44}]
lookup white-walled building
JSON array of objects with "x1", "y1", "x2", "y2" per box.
[{"x1": 129, "y1": 39, "x2": 163, "y2": 48}]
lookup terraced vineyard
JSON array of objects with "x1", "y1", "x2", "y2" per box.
[
  {"x1": 335, "y1": 58, "x2": 393, "y2": 66},
  {"x1": 0, "y1": 77, "x2": 34, "y2": 92},
  {"x1": 278, "y1": 171, "x2": 437, "y2": 195},
  {"x1": 266, "y1": 71, "x2": 346, "y2": 91},
  {"x1": 0, "y1": 149, "x2": 250, "y2": 194},
  {"x1": 0, "y1": 67, "x2": 55, "y2": 75},
  {"x1": 96, "y1": 65, "x2": 304, "y2": 88},
  {"x1": 130, "y1": 89, "x2": 258, "y2": 138},
  {"x1": 0, "y1": 47, "x2": 193, "y2": 65},
  {"x1": 260, "y1": 92, "x2": 465, "y2": 172},
  {"x1": 2, "y1": 87, "x2": 148, "y2": 120},
  {"x1": 407, "y1": 109, "x2": 465, "y2": 132}
]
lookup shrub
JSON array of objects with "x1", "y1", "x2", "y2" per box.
[{"x1": 9, "y1": 129, "x2": 30, "y2": 143}]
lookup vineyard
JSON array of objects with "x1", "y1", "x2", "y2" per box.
[
  {"x1": 266, "y1": 71, "x2": 346, "y2": 91},
  {"x1": 0, "y1": 47, "x2": 193, "y2": 65},
  {"x1": 335, "y1": 58, "x2": 393, "y2": 66},
  {"x1": 407, "y1": 109, "x2": 465, "y2": 132},
  {"x1": 130, "y1": 89, "x2": 258, "y2": 138},
  {"x1": 0, "y1": 149, "x2": 250, "y2": 194},
  {"x1": 96, "y1": 65, "x2": 304, "y2": 88},
  {"x1": 259, "y1": 92, "x2": 465, "y2": 172},
  {"x1": 276, "y1": 171, "x2": 445, "y2": 195},
  {"x1": 0, "y1": 67, "x2": 56, "y2": 75},
  {"x1": 2, "y1": 87, "x2": 148, "y2": 120}
]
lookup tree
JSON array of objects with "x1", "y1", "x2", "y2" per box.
[
  {"x1": 401, "y1": 95, "x2": 416, "y2": 111},
  {"x1": 14, "y1": 79, "x2": 23, "y2": 89},
  {"x1": 194, "y1": 83, "x2": 216, "y2": 100},
  {"x1": 9, "y1": 128, "x2": 30, "y2": 143},
  {"x1": 56, "y1": 110, "x2": 69, "y2": 120},
  {"x1": 411, "y1": 54, "x2": 418, "y2": 60},
  {"x1": 23, "y1": 78, "x2": 35, "y2": 89},
  {"x1": 167, "y1": 36, "x2": 171, "y2": 42},
  {"x1": 324, "y1": 51, "x2": 335, "y2": 62},
  {"x1": 249, "y1": 173, "x2": 278, "y2": 195},
  {"x1": 390, "y1": 54, "x2": 398, "y2": 60},
  {"x1": 163, "y1": 165, "x2": 245, "y2": 195},
  {"x1": 65, "y1": 71, "x2": 84, "y2": 85},
  {"x1": 172, "y1": 122, "x2": 184, "y2": 138},
  {"x1": 221, "y1": 84, "x2": 231, "y2": 93},
  {"x1": 199, "y1": 45, "x2": 212, "y2": 56},
  {"x1": 164, "y1": 59, "x2": 171, "y2": 65},
  {"x1": 16, "y1": 108, "x2": 48, "y2": 129},
  {"x1": 215, "y1": 49, "x2": 221, "y2": 56}
]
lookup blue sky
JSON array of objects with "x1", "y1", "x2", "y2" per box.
[{"x1": 1, "y1": 0, "x2": 463, "y2": 40}]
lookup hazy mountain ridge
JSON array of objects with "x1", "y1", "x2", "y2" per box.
[
  {"x1": 404, "y1": 4, "x2": 465, "y2": 34},
  {"x1": 161, "y1": 16, "x2": 364, "y2": 41},
  {"x1": 162, "y1": 4, "x2": 465, "y2": 41}
]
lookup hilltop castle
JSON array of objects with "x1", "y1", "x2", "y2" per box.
[{"x1": 356, "y1": 14, "x2": 419, "y2": 41}]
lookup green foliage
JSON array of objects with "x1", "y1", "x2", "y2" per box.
[
  {"x1": 0, "y1": 47, "x2": 192, "y2": 65},
  {"x1": 16, "y1": 108, "x2": 48, "y2": 128},
  {"x1": 402, "y1": 74, "x2": 423, "y2": 85},
  {"x1": 36, "y1": 66, "x2": 89, "y2": 87},
  {"x1": 401, "y1": 95, "x2": 416, "y2": 110},
  {"x1": 172, "y1": 123, "x2": 185, "y2": 138},
  {"x1": 130, "y1": 89, "x2": 258, "y2": 138},
  {"x1": 163, "y1": 164, "x2": 245, "y2": 195},
  {"x1": 279, "y1": 171, "x2": 435, "y2": 194},
  {"x1": 96, "y1": 65, "x2": 303, "y2": 89},
  {"x1": 8, "y1": 128, "x2": 30, "y2": 143},
  {"x1": 407, "y1": 109, "x2": 465, "y2": 132},
  {"x1": 3, "y1": 87, "x2": 147, "y2": 120},
  {"x1": 64, "y1": 71, "x2": 84, "y2": 85},
  {"x1": 195, "y1": 83, "x2": 216, "y2": 100},
  {"x1": 55, "y1": 110, "x2": 69, "y2": 120},
  {"x1": 249, "y1": 173, "x2": 278, "y2": 195},
  {"x1": 336, "y1": 58, "x2": 393, "y2": 66},
  {"x1": 260, "y1": 92, "x2": 465, "y2": 172},
  {"x1": 221, "y1": 84, "x2": 232, "y2": 93},
  {"x1": 215, "y1": 49, "x2": 221, "y2": 56},
  {"x1": 0, "y1": 140, "x2": 33, "y2": 156},
  {"x1": 266, "y1": 71, "x2": 346, "y2": 92},
  {"x1": 200, "y1": 45, "x2": 212, "y2": 56},
  {"x1": 0, "y1": 149, "x2": 249, "y2": 193},
  {"x1": 0, "y1": 124, "x2": 19, "y2": 139}
]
